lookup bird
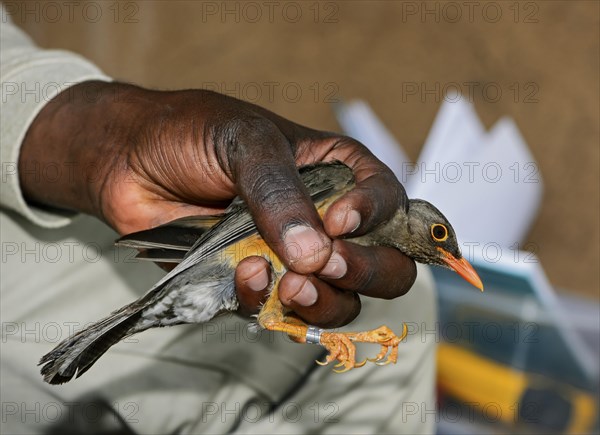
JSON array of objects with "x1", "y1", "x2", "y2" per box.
[{"x1": 39, "y1": 161, "x2": 483, "y2": 384}]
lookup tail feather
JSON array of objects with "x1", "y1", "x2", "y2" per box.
[
  {"x1": 115, "y1": 215, "x2": 218, "y2": 251},
  {"x1": 39, "y1": 307, "x2": 143, "y2": 385},
  {"x1": 135, "y1": 248, "x2": 187, "y2": 263}
]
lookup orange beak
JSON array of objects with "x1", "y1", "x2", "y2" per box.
[{"x1": 437, "y1": 248, "x2": 484, "y2": 291}]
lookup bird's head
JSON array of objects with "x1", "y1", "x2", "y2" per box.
[{"x1": 403, "y1": 199, "x2": 483, "y2": 291}]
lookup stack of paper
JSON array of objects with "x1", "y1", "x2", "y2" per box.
[{"x1": 334, "y1": 98, "x2": 543, "y2": 251}]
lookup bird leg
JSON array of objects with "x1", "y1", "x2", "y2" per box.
[
  {"x1": 257, "y1": 280, "x2": 408, "y2": 373},
  {"x1": 256, "y1": 282, "x2": 309, "y2": 340}
]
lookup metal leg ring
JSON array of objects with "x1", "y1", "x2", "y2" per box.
[{"x1": 306, "y1": 326, "x2": 324, "y2": 345}]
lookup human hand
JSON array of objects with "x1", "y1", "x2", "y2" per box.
[{"x1": 19, "y1": 81, "x2": 416, "y2": 328}]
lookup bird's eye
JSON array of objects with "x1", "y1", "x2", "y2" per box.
[{"x1": 431, "y1": 224, "x2": 448, "y2": 242}]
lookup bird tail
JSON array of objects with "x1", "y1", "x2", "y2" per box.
[{"x1": 39, "y1": 305, "x2": 144, "y2": 385}]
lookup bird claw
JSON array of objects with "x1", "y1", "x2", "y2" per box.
[
  {"x1": 333, "y1": 364, "x2": 353, "y2": 374},
  {"x1": 355, "y1": 359, "x2": 368, "y2": 368},
  {"x1": 316, "y1": 350, "x2": 340, "y2": 366},
  {"x1": 316, "y1": 324, "x2": 406, "y2": 373}
]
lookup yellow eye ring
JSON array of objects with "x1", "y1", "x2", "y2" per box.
[{"x1": 431, "y1": 224, "x2": 448, "y2": 242}]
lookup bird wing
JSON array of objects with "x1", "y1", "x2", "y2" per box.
[
  {"x1": 131, "y1": 162, "x2": 355, "y2": 293},
  {"x1": 38, "y1": 162, "x2": 355, "y2": 384},
  {"x1": 115, "y1": 215, "x2": 222, "y2": 251},
  {"x1": 134, "y1": 248, "x2": 189, "y2": 263}
]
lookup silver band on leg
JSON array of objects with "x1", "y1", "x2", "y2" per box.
[{"x1": 305, "y1": 326, "x2": 323, "y2": 345}]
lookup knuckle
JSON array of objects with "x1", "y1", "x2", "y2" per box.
[
  {"x1": 251, "y1": 172, "x2": 301, "y2": 214},
  {"x1": 221, "y1": 116, "x2": 280, "y2": 149},
  {"x1": 331, "y1": 135, "x2": 367, "y2": 151},
  {"x1": 212, "y1": 116, "x2": 283, "y2": 175}
]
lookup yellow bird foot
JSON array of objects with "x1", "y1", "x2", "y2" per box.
[
  {"x1": 315, "y1": 324, "x2": 407, "y2": 373},
  {"x1": 366, "y1": 324, "x2": 408, "y2": 366}
]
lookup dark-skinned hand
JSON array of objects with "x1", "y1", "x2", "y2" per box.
[{"x1": 19, "y1": 81, "x2": 416, "y2": 328}]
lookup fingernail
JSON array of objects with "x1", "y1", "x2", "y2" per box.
[
  {"x1": 319, "y1": 251, "x2": 347, "y2": 279},
  {"x1": 283, "y1": 225, "x2": 328, "y2": 265},
  {"x1": 246, "y1": 268, "x2": 270, "y2": 291},
  {"x1": 342, "y1": 210, "x2": 361, "y2": 234},
  {"x1": 290, "y1": 279, "x2": 318, "y2": 306}
]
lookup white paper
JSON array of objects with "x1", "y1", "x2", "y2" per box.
[
  {"x1": 335, "y1": 98, "x2": 544, "y2": 248},
  {"x1": 333, "y1": 100, "x2": 409, "y2": 179}
]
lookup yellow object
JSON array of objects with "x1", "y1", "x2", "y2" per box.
[{"x1": 437, "y1": 343, "x2": 597, "y2": 433}]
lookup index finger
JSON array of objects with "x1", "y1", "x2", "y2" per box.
[
  {"x1": 300, "y1": 136, "x2": 408, "y2": 237},
  {"x1": 223, "y1": 117, "x2": 332, "y2": 275}
]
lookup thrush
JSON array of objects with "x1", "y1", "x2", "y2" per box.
[{"x1": 39, "y1": 161, "x2": 483, "y2": 384}]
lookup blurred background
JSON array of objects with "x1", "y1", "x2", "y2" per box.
[{"x1": 6, "y1": 1, "x2": 599, "y2": 433}]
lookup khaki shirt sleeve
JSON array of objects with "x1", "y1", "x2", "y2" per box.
[{"x1": 0, "y1": 5, "x2": 111, "y2": 228}]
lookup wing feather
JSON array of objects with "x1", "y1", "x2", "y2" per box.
[{"x1": 126, "y1": 162, "x2": 355, "y2": 293}]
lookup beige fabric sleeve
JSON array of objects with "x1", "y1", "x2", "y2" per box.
[{"x1": 0, "y1": 5, "x2": 111, "y2": 228}]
